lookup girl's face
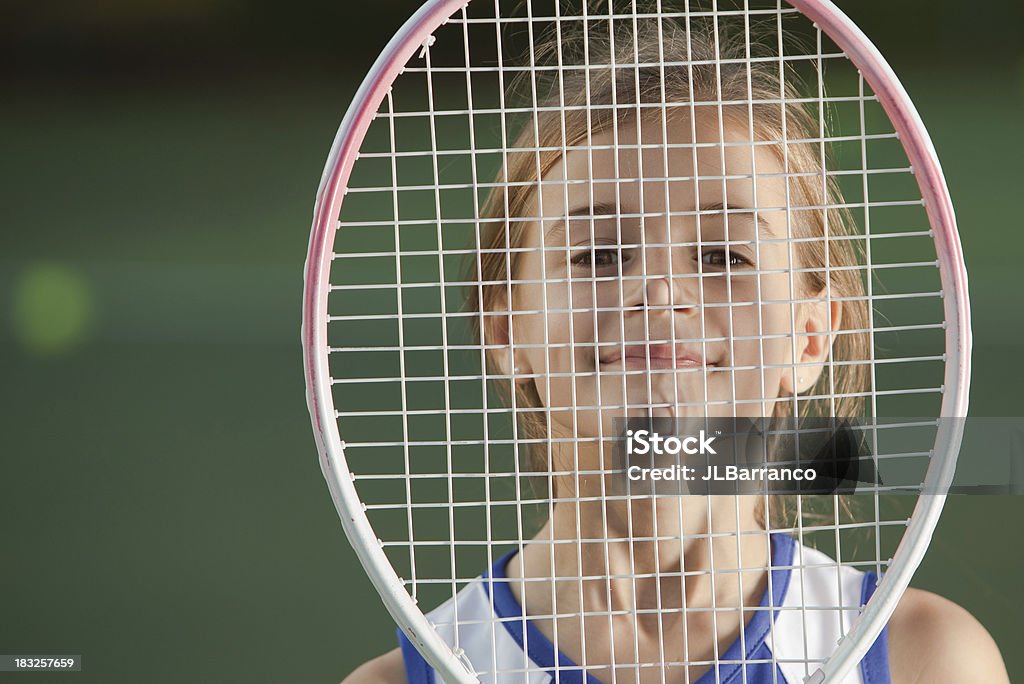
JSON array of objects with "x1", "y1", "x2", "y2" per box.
[{"x1": 507, "y1": 114, "x2": 836, "y2": 440}]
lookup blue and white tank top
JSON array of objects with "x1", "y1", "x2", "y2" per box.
[{"x1": 398, "y1": 534, "x2": 890, "y2": 683}]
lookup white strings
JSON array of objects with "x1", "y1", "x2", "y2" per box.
[{"x1": 329, "y1": 0, "x2": 943, "y2": 680}]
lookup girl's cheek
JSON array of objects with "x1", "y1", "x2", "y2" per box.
[{"x1": 568, "y1": 280, "x2": 604, "y2": 316}]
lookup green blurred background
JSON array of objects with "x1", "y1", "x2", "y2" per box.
[{"x1": 1, "y1": 1, "x2": 1022, "y2": 682}]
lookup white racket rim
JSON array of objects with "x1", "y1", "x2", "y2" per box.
[{"x1": 301, "y1": 1, "x2": 972, "y2": 682}]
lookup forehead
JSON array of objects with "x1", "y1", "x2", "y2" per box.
[{"x1": 534, "y1": 113, "x2": 788, "y2": 222}]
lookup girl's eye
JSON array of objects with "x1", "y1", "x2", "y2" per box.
[
  {"x1": 700, "y1": 249, "x2": 751, "y2": 268},
  {"x1": 572, "y1": 247, "x2": 622, "y2": 269}
]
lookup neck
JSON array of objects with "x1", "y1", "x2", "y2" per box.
[
  {"x1": 512, "y1": 496, "x2": 770, "y2": 622},
  {"x1": 504, "y1": 496, "x2": 775, "y2": 680}
]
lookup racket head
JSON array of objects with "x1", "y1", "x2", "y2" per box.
[{"x1": 302, "y1": 1, "x2": 970, "y2": 681}]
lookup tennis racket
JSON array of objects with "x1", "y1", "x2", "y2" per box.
[{"x1": 302, "y1": 1, "x2": 969, "y2": 681}]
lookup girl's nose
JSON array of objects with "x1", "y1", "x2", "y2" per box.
[{"x1": 644, "y1": 275, "x2": 698, "y2": 316}]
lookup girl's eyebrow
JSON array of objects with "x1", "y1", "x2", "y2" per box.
[
  {"x1": 700, "y1": 201, "x2": 776, "y2": 237},
  {"x1": 545, "y1": 201, "x2": 622, "y2": 242},
  {"x1": 544, "y1": 201, "x2": 777, "y2": 241}
]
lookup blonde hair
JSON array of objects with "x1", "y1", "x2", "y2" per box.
[{"x1": 469, "y1": 8, "x2": 868, "y2": 524}]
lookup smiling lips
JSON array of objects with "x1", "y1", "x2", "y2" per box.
[{"x1": 599, "y1": 343, "x2": 713, "y2": 370}]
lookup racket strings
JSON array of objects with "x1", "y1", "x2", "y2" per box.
[{"x1": 326, "y1": 0, "x2": 943, "y2": 680}]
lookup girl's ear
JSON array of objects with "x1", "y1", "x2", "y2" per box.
[{"x1": 780, "y1": 290, "x2": 842, "y2": 396}]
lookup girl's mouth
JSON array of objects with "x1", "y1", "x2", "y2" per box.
[{"x1": 599, "y1": 344, "x2": 716, "y2": 370}]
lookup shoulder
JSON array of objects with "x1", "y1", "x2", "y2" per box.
[
  {"x1": 887, "y1": 587, "x2": 1007, "y2": 684},
  {"x1": 341, "y1": 647, "x2": 407, "y2": 684}
]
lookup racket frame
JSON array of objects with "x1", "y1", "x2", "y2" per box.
[{"x1": 301, "y1": 1, "x2": 971, "y2": 682}]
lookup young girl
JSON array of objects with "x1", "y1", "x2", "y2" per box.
[{"x1": 346, "y1": 9, "x2": 1006, "y2": 684}]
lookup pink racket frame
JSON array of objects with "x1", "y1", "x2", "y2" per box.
[{"x1": 301, "y1": 1, "x2": 971, "y2": 681}]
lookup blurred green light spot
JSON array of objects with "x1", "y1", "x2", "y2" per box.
[{"x1": 12, "y1": 263, "x2": 96, "y2": 356}]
